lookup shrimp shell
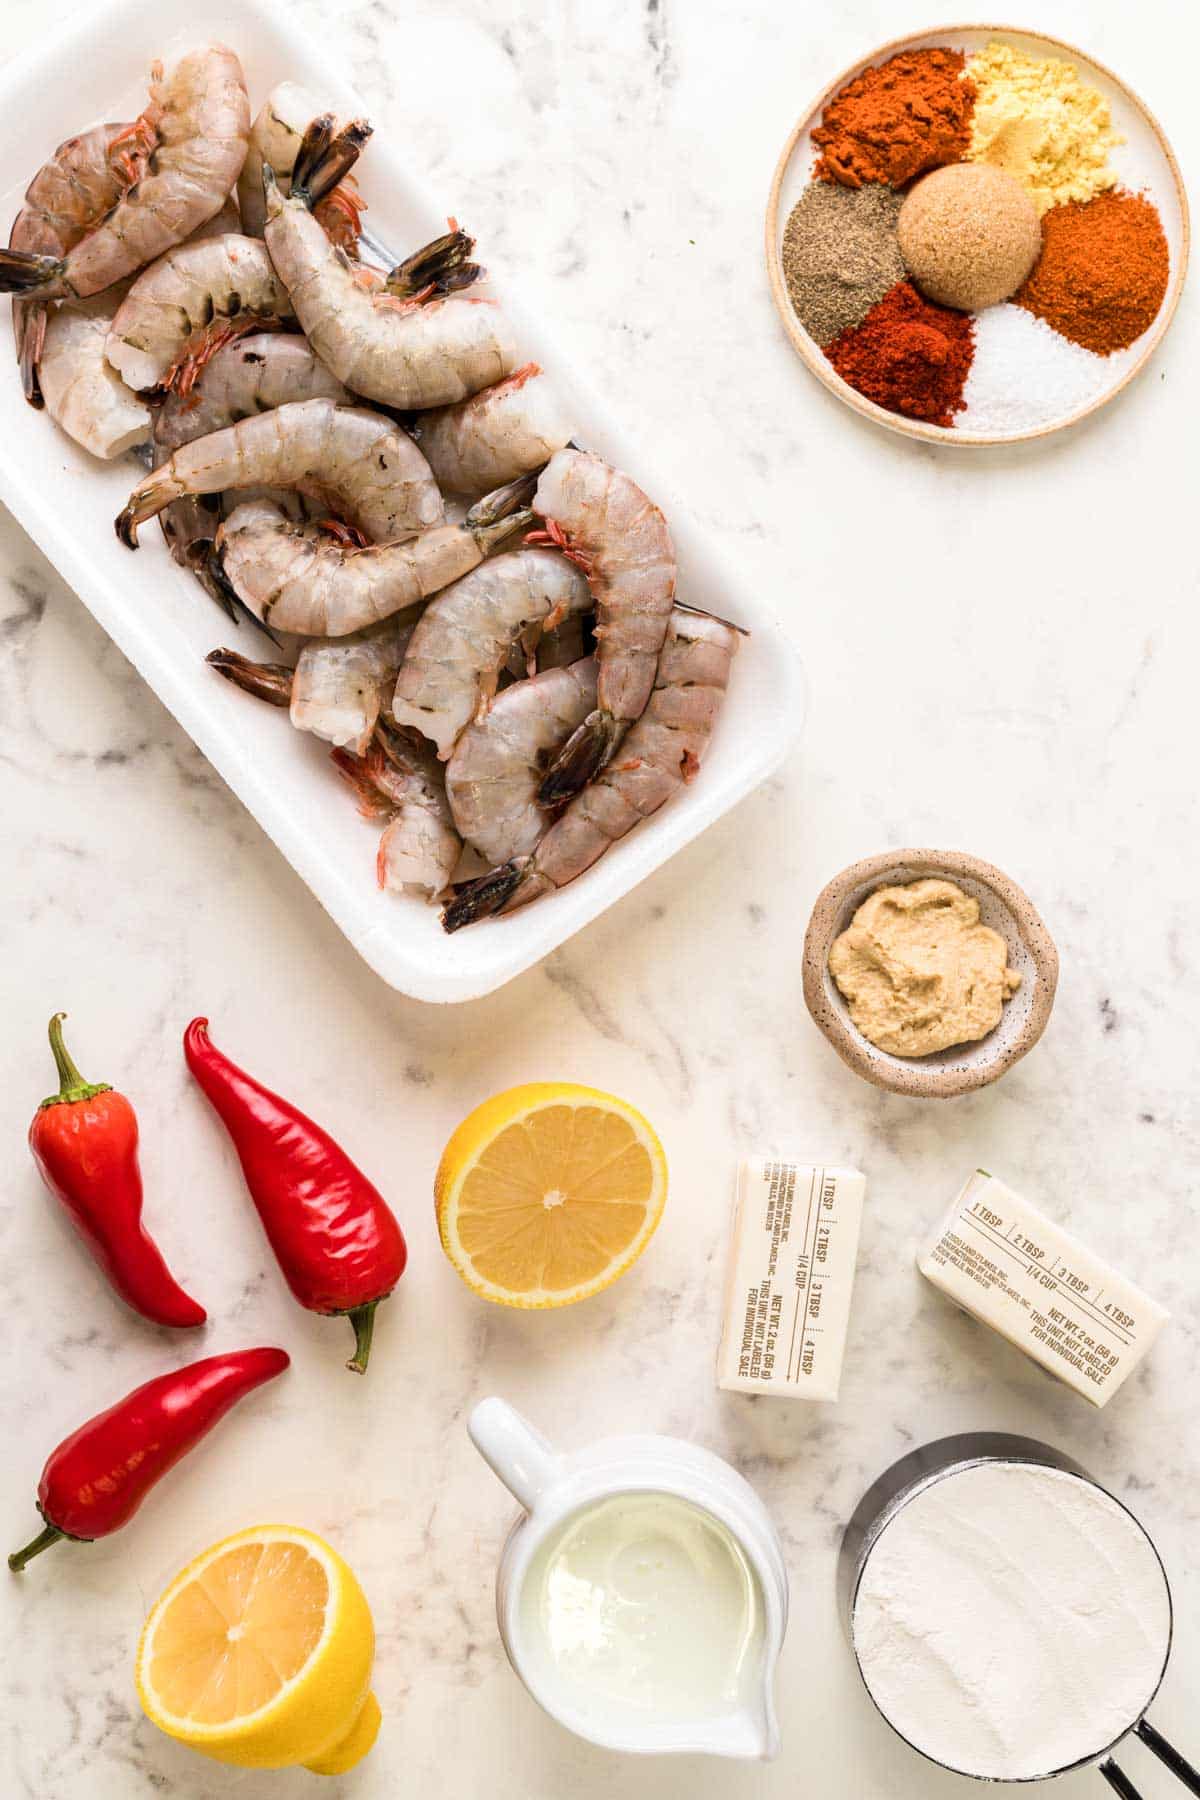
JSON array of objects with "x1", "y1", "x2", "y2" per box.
[
  {"x1": 0, "y1": 46, "x2": 250, "y2": 301},
  {"x1": 215, "y1": 483, "x2": 533, "y2": 638},
  {"x1": 442, "y1": 614, "x2": 738, "y2": 928},
  {"x1": 446, "y1": 656, "x2": 598, "y2": 865},
  {"x1": 107, "y1": 235, "x2": 294, "y2": 391},
  {"x1": 416, "y1": 363, "x2": 574, "y2": 496},
  {"x1": 531, "y1": 448, "x2": 677, "y2": 802},
  {"x1": 39, "y1": 294, "x2": 152, "y2": 459},
  {"x1": 9, "y1": 122, "x2": 140, "y2": 403},
  {"x1": 390, "y1": 547, "x2": 592, "y2": 758},
  {"x1": 264, "y1": 158, "x2": 517, "y2": 409},
  {"x1": 117, "y1": 397, "x2": 443, "y2": 547}
]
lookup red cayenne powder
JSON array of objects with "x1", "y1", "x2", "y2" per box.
[{"x1": 825, "y1": 280, "x2": 975, "y2": 426}]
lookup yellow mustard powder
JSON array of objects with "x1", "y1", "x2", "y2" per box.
[{"x1": 966, "y1": 42, "x2": 1123, "y2": 216}]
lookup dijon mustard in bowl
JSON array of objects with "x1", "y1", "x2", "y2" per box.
[{"x1": 802, "y1": 849, "x2": 1058, "y2": 1098}]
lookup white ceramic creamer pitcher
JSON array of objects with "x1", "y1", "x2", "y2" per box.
[{"x1": 469, "y1": 1397, "x2": 788, "y2": 1759}]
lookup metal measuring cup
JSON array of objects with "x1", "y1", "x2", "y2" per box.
[{"x1": 838, "y1": 1434, "x2": 1199, "y2": 1796}]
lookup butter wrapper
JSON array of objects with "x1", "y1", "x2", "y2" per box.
[
  {"x1": 717, "y1": 1160, "x2": 865, "y2": 1402},
  {"x1": 919, "y1": 1170, "x2": 1169, "y2": 1408}
]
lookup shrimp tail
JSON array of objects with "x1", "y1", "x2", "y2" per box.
[
  {"x1": 536, "y1": 708, "x2": 623, "y2": 805},
  {"x1": 463, "y1": 469, "x2": 539, "y2": 558},
  {"x1": 15, "y1": 299, "x2": 47, "y2": 406},
  {"x1": 288, "y1": 114, "x2": 373, "y2": 208},
  {"x1": 441, "y1": 859, "x2": 530, "y2": 932},
  {"x1": 0, "y1": 247, "x2": 66, "y2": 296},
  {"x1": 205, "y1": 648, "x2": 294, "y2": 707},
  {"x1": 385, "y1": 227, "x2": 481, "y2": 300},
  {"x1": 115, "y1": 466, "x2": 184, "y2": 546}
]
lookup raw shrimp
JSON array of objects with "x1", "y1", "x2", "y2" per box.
[
  {"x1": 8, "y1": 121, "x2": 148, "y2": 404},
  {"x1": 442, "y1": 613, "x2": 738, "y2": 929},
  {"x1": 116, "y1": 396, "x2": 443, "y2": 547},
  {"x1": 39, "y1": 294, "x2": 152, "y2": 459},
  {"x1": 106, "y1": 235, "x2": 295, "y2": 391},
  {"x1": 214, "y1": 476, "x2": 534, "y2": 637},
  {"x1": 237, "y1": 81, "x2": 364, "y2": 250},
  {"x1": 152, "y1": 334, "x2": 349, "y2": 584},
  {"x1": 155, "y1": 333, "x2": 351, "y2": 451},
  {"x1": 0, "y1": 46, "x2": 250, "y2": 301},
  {"x1": 263, "y1": 119, "x2": 517, "y2": 409},
  {"x1": 391, "y1": 547, "x2": 592, "y2": 757},
  {"x1": 206, "y1": 611, "x2": 418, "y2": 755},
  {"x1": 529, "y1": 448, "x2": 677, "y2": 804},
  {"x1": 447, "y1": 656, "x2": 598, "y2": 865},
  {"x1": 415, "y1": 363, "x2": 573, "y2": 496},
  {"x1": 334, "y1": 720, "x2": 460, "y2": 898}
]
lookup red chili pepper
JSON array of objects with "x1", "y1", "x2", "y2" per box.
[
  {"x1": 8, "y1": 1346, "x2": 289, "y2": 1571},
  {"x1": 28, "y1": 1013, "x2": 207, "y2": 1330},
  {"x1": 184, "y1": 1019, "x2": 407, "y2": 1374}
]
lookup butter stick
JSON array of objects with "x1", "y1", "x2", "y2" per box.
[
  {"x1": 918, "y1": 1170, "x2": 1169, "y2": 1408},
  {"x1": 717, "y1": 1161, "x2": 865, "y2": 1402}
]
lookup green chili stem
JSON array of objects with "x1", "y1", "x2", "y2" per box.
[
  {"x1": 9, "y1": 1523, "x2": 65, "y2": 1571},
  {"x1": 40, "y1": 1013, "x2": 112, "y2": 1109},
  {"x1": 345, "y1": 1303, "x2": 377, "y2": 1375}
]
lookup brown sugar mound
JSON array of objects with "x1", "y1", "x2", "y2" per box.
[
  {"x1": 899, "y1": 164, "x2": 1041, "y2": 310},
  {"x1": 813, "y1": 48, "x2": 976, "y2": 189}
]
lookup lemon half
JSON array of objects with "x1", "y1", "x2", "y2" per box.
[
  {"x1": 435, "y1": 1083, "x2": 668, "y2": 1308},
  {"x1": 136, "y1": 1524, "x2": 378, "y2": 1774}
]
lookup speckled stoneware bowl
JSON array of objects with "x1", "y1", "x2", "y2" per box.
[{"x1": 802, "y1": 849, "x2": 1058, "y2": 1098}]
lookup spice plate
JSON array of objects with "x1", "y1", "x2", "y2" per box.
[
  {"x1": 766, "y1": 25, "x2": 1189, "y2": 445},
  {"x1": 0, "y1": 0, "x2": 802, "y2": 1005}
]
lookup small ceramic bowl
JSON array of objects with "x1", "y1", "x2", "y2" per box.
[{"x1": 802, "y1": 849, "x2": 1058, "y2": 1098}]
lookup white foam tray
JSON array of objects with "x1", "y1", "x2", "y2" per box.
[{"x1": 0, "y1": 0, "x2": 800, "y2": 1002}]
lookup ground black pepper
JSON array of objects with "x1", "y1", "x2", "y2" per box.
[{"x1": 782, "y1": 182, "x2": 905, "y2": 347}]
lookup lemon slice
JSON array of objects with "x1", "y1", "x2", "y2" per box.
[
  {"x1": 136, "y1": 1525, "x2": 379, "y2": 1774},
  {"x1": 435, "y1": 1083, "x2": 668, "y2": 1307}
]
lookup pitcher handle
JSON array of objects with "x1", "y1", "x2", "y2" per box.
[
  {"x1": 1100, "y1": 1758, "x2": 1145, "y2": 1799},
  {"x1": 469, "y1": 1397, "x2": 563, "y2": 1511},
  {"x1": 1135, "y1": 1719, "x2": 1200, "y2": 1795}
]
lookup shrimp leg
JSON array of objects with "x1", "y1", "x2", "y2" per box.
[
  {"x1": 442, "y1": 613, "x2": 739, "y2": 930},
  {"x1": 334, "y1": 719, "x2": 461, "y2": 899}
]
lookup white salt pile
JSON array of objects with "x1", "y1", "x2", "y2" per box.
[{"x1": 961, "y1": 303, "x2": 1137, "y2": 434}]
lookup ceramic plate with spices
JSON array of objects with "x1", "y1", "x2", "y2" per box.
[{"x1": 766, "y1": 26, "x2": 1189, "y2": 444}]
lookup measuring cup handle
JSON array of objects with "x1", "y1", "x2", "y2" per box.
[
  {"x1": 468, "y1": 1397, "x2": 562, "y2": 1512},
  {"x1": 1100, "y1": 1758, "x2": 1146, "y2": 1799},
  {"x1": 1135, "y1": 1719, "x2": 1200, "y2": 1796}
]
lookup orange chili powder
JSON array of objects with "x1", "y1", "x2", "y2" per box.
[
  {"x1": 813, "y1": 48, "x2": 976, "y2": 189},
  {"x1": 825, "y1": 280, "x2": 974, "y2": 427},
  {"x1": 1016, "y1": 190, "x2": 1170, "y2": 355}
]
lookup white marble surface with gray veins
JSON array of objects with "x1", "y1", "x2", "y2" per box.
[{"x1": 2, "y1": 1, "x2": 1198, "y2": 1796}]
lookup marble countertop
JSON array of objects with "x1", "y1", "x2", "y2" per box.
[{"x1": 2, "y1": 0, "x2": 1198, "y2": 1795}]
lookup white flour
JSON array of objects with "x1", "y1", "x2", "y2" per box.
[
  {"x1": 852, "y1": 1460, "x2": 1171, "y2": 1780},
  {"x1": 960, "y1": 303, "x2": 1138, "y2": 435}
]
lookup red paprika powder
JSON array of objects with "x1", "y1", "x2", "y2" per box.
[
  {"x1": 825, "y1": 280, "x2": 975, "y2": 427},
  {"x1": 1016, "y1": 190, "x2": 1169, "y2": 354},
  {"x1": 813, "y1": 49, "x2": 976, "y2": 189}
]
